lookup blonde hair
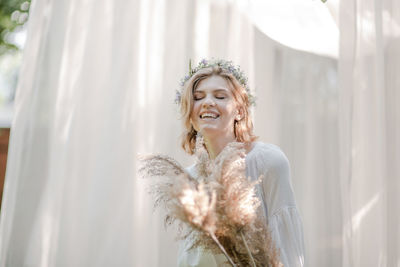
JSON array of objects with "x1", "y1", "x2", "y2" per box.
[{"x1": 180, "y1": 66, "x2": 257, "y2": 154}]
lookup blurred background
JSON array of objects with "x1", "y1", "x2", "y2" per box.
[
  {"x1": 0, "y1": 0, "x2": 30, "y2": 223},
  {"x1": 0, "y1": 0, "x2": 398, "y2": 266}
]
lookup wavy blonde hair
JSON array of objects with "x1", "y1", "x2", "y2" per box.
[{"x1": 180, "y1": 66, "x2": 257, "y2": 154}]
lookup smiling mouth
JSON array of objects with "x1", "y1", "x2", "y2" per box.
[{"x1": 200, "y1": 113, "x2": 220, "y2": 119}]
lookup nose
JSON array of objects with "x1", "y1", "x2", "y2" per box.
[{"x1": 202, "y1": 96, "x2": 215, "y2": 107}]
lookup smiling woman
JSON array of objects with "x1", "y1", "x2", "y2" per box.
[
  {"x1": 180, "y1": 63, "x2": 257, "y2": 159},
  {"x1": 175, "y1": 59, "x2": 305, "y2": 267},
  {"x1": 190, "y1": 75, "x2": 249, "y2": 159}
]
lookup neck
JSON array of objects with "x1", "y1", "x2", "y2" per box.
[{"x1": 202, "y1": 132, "x2": 236, "y2": 159}]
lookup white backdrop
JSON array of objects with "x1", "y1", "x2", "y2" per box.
[
  {"x1": 0, "y1": 0, "x2": 398, "y2": 266},
  {"x1": 339, "y1": 0, "x2": 400, "y2": 266}
]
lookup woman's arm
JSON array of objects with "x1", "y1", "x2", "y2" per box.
[{"x1": 247, "y1": 143, "x2": 305, "y2": 267}]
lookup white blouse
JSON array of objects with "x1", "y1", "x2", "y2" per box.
[{"x1": 177, "y1": 142, "x2": 305, "y2": 267}]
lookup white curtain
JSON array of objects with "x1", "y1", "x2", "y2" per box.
[
  {"x1": 0, "y1": 0, "x2": 398, "y2": 266},
  {"x1": 339, "y1": 0, "x2": 400, "y2": 266},
  {"x1": 0, "y1": 0, "x2": 256, "y2": 266}
]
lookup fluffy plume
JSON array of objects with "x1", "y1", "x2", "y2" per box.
[{"x1": 138, "y1": 139, "x2": 282, "y2": 267}]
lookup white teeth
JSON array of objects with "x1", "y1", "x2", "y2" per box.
[{"x1": 200, "y1": 113, "x2": 218, "y2": 119}]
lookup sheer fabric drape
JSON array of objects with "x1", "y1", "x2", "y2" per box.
[
  {"x1": 0, "y1": 1, "x2": 255, "y2": 266},
  {"x1": 339, "y1": 0, "x2": 400, "y2": 266},
  {"x1": 0, "y1": 0, "x2": 398, "y2": 266}
]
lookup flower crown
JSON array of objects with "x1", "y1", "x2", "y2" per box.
[{"x1": 175, "y1": 58, "x2": 256, "y2": 106}]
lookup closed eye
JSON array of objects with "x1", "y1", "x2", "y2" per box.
[
  {"x1": 215, "y1": 93, "x2": 227, "y2": 99},
  {"x1": 193, "y1": 93, "x2": 204, "y2": 100}
]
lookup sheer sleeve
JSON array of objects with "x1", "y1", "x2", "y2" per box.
[
  {"x1": 246, "y1": 143, "x2": 305, "y2": 267},
  {"x1": 269, "y1": 206, "x2": 305, "y2": 267}
]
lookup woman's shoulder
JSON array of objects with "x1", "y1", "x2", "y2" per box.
[
  {"x1": 247, "y1": 142, "x2": 290, "y2": 167},
  {"x1": 245, "y1": 142, "x2": 291, "y2": 180},
  {"x1": 247, "y1": 142, "x2": 295, "y2": 207},
  {"x1": 249, "y1": 142, "x2": 285, "y2": 153}
]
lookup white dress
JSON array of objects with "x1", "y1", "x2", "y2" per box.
[{"x1": 177, "y1": 142, "x2": 305, "y2": 267}]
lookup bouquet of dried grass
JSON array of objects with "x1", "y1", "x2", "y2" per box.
[{"x1": 138, "y1": 136, "x2": 282, "y2": 267}]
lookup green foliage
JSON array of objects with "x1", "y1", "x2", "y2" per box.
[{"x1": 0, "y1": 0, "x2": 31, "y2": 55}]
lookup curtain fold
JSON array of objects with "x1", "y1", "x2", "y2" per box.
[
  {"x1": 0, "y1": 0, "x2": 257, "y2": 266},
  {"x1": 339, "y1": 0, "x2": 400, "y2": 266}
]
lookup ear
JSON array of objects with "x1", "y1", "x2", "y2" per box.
[{"x1": 235, "y1": 107, "x2": 244, "y2": 121}]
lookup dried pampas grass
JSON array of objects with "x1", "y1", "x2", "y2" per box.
[{"x1": 138, "y1": 136, "x2": 282, "y2": 267}]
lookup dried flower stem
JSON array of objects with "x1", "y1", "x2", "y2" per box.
[
  {"x1": 209, "y1": 232, "x2": 237, "y2": 267},
  {"x1": 240, "y1": 231, "x2": 257, "y2": 267}
]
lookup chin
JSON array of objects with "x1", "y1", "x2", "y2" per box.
[{"x1": 198, "y1": 125, "x2": 225, "y2": 137}]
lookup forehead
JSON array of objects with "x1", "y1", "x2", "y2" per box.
[{"x1": 194, "y1": 75, "x2": 232, "y2": 92}]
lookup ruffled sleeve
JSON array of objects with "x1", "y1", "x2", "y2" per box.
[
  {"x1": 269, "y1": 206, "x2": 305, "y2": 267},
  {"x1": 246, "y1": 143, "x2": 305, "y2": 267}
]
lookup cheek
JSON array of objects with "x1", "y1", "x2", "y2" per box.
[
  {"x1": 189, "y1": 104, "x2": 201, "y2": 124},
  {"x1": 190, "y1": 103, "x2": 199, "y2": 117},
  {"x1": 223, "y1": 103, "x2": 238, "y2": 118}
]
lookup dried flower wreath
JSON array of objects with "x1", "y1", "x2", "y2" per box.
[
  {"x1": 175, "y1": 58, "x2": 256, "y2": 106},
  {"x1": 138, "y1": 135, "x2": 282, "y2": 267}
]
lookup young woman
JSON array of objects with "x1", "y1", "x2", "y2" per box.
[{"x1": 176, "y1": 59, "x2": 305, "y2": 267}]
